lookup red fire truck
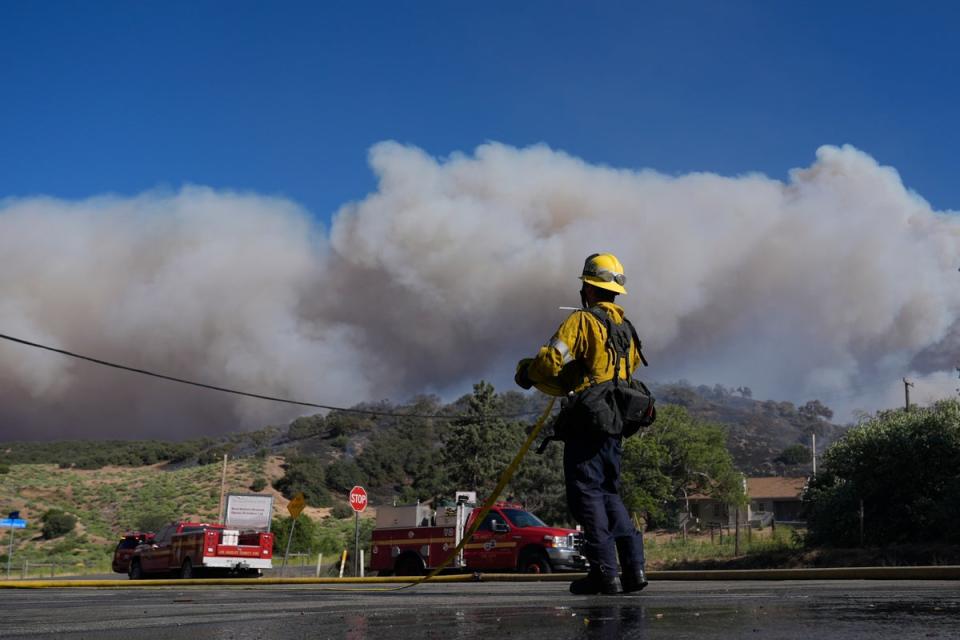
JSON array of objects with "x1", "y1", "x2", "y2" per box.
[
  {"x1": 370, "y1": 494, "x2": 586, "y2": 576},
  {"x1": 128, "y1": 521, "x2": 274, "y2": 579},
  {"x1": 111, "y1": 531, "x2": 155, "y2": 574}
]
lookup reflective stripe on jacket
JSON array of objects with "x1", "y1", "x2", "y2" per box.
[{"x1": 526, "y1": 302, "x2": 641, "y2": 396}]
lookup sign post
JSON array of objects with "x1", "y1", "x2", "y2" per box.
[
  {"x1": 348, "y1": 486, "x2": 368, "y2": 577},
  {"x1": 281, "y1": 493, "x2": 306, "y2": 576},
  {"x1": 2, "y1": 512, "x2": 27, "y2": 580}
]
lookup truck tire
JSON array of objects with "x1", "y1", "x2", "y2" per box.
[
  {"x1": 128, "y1": 559, "x2": 143, "y2": 580},
  {"x1": 179, "y1": 559, "x2": 194, "y2": 579},
  {"x1": 518, "y1": 549, "x2": 552, "y2": 574},
  {"x1": 394, "y1": 554, "x2": 425, "y2": 577}
]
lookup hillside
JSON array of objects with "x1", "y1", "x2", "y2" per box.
[
  {"x1": 1, "y1": 384, "x2": 847, "y2": 505},
  {"x1": 0, "y1": 455, "x2": 364, "y2": 571},
  {"x1": 652, "y1": 383, "x2": 847, "y2": 475}
]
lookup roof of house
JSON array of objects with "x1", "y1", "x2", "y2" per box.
[
  {"x1": 746, "y1": 477, "x2": 807, "y2": 500},
  {"x1": 686, "y1": 476, "x2": 807, "y2": 501}
]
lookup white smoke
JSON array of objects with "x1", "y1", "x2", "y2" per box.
[{"x1": 1, "y1": 143, "x2": 958, "y2": 439}]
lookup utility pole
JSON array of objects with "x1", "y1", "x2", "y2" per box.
[
  {"x1": 859, "y1": 500, "x2": 865, "y2": 546},
  {"x1": 811, "y1": 433, "x2": 817, "y2": 475},
  {"x1": 218, "y1": 454, "x2": 229, "y2": 522},
  {"x1": 6, "y1": 526, "x2": 14, "y2": 579},
  {"x1": 903, "y1": 378, "x2": 914, "y2": 412}
]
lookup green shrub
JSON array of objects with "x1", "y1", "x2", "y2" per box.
[
  {"x1": 250, "y1": 477, "x2": 268, "y2": 492},
  {"x1": 314, "y1": 516, "x2": 375, "y2": 555},
  {"x1": 271, "y1": 514, "x2": 317, "y2": 553},
  {"x1": 135, "y1": 512, "x2": 175, "y2": 533},
  {"x1": 41, "y1": 509, "x2": 77, "y2": 539},
  {"x1": 0, "y1": 462, "x2": 9, "y2": 474},
  {"x1": 330, "y1": 504, "x2": 353, "y2": 519}
]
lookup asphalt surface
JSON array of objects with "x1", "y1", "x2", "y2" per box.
[{"x1": 2, "y1": 580, "x2": 959, "y2": 639}]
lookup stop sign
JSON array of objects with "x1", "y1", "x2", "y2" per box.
[{"x1": 349, "y1": 486, "x2": 368, "y2": 512}]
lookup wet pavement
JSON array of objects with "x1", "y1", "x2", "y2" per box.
[{"x1": 2, "y1": 579, "x2": 959, "y2": 638}]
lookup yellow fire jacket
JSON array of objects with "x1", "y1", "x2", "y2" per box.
[{"x1": 520, "y1": 302, "x2": 642, "y2": 397}]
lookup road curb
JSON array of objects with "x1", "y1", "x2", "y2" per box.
[
  {"x1": 646, "y1": 566, "x2": 960, "y2": 580},
  {"x1": 2, "y1": 566, "x2": 959, "y2": 588}
]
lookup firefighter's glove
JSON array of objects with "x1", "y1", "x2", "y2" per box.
[{"x1": 514, "y1": 358, "x2": 534, "y2": 390}]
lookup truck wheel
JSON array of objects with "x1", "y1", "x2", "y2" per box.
[
  {"x1": 519, "y1": 550, "x2": 552, "y2": 574},
  {"x1": 395, "y1": 554, "x2": 425, "y2": 577},
  {"x1": 179, "y1": 559, "x2": 194, "y2": 579},
  {"x1": 128, "y1": 560, "x2": 143, "y2": 580}
]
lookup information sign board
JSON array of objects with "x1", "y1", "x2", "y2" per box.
[{"x1": 224, "y1": 494, "x2": 274, "y2": 531}]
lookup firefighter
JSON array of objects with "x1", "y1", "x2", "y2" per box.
[{"x1": 515, "y1": 253, "x2": 648, "y2": 595}]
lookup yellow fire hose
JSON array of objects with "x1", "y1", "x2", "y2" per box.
[{"x1": 5, "y1": 566, "x2": 960, "y2": 589}]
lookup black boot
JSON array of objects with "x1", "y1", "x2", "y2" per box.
[
  {"x1": 569, "y1": 573, "x2": 623, "y2": 595},
  {"x1": 621, "y1": 570, "x2": 648, "y2": 593}
]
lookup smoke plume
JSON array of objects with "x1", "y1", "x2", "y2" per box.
[{"x1": 1, "y1": 143, "x2": 958, "y2": 439}]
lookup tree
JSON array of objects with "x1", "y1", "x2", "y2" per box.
[
  {"x1": 356, "y1": 396, "x2": 450, "y2": 501},
  {"x1": 441, "y1": 381, "x2": 523, "y2": 497},
  {"x1": 41, "y1": 509, "x2": 77, "y2": 539},
  {"x1": 287, "y1": 415, "x2": 325, "y2": 440},
  {"x1": 800, "y1": 400, "x2": 834, "y2": 421},
  {"x1": 325, "y1": 459, "x2": 363, "y2": 494},
  {"x1": 271, "y1": 514, "x2": 318, "y2": 554},
  {"x1": 248, "y1": 427, "x2": 277, "y2": 452},
  {"x1": 712, "y1": 384, "x2": 731, "y2": 401},
  {"x1": 775, "y1": 444, "x2": 812, "y2": 466},
  {"x1": 273, "y1": 456, "x2": 332, "y2": 507},
  {"x1": 777, "y1": 401, "x2": 797, "y2": 416},
  {"x1": 621, "y1": 405, "x2": 745, "y2": 528},
  {"x1": 197, "y1": 447, "x2": 231, "y2": 466},
  {"x1": 324, "y1": 412, "x2": 372, "y2": 439},
  {"x1": 509, "y1": 440, "x2": 567, "y2": 525},
  {"x1": 805, "y1": 399, "x2": 960, "y2": 546}
]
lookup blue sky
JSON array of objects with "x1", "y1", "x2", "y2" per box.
[{"x1": 1, "y1": 1, "x2": 958, "y2": 222}]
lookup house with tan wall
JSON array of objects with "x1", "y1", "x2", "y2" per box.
[{"x1": 685, "y1": 476, "x2": 807, "y2": 528}]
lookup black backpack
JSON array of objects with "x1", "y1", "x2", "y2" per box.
[
  {"x1": 537, "y1": 307, "x2": 656, "y2": 452},
  {"x1": 581, "y1": 306, "x2": 656, "y2": 437}
]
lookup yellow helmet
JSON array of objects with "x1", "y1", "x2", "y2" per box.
[{"x1": 579, "y1": 252, "x2": 627, "y2": 295}]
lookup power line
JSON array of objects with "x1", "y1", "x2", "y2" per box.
[{"x1": 0, "y1": 332, "x2": 539, "y2": 421}]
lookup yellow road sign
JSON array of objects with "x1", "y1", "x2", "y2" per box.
[{"x1": 287, "y1": 492, "x2": 306, "y2": 518}]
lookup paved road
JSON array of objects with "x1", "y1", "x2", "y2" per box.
[{"x1": 2, "y1": 580, "x2": 959, "y2": 639}]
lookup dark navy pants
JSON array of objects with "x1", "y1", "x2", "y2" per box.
[{"x1": 563, "y1": 433, "x2": 645, "y2": 578}]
